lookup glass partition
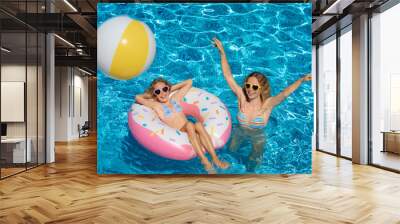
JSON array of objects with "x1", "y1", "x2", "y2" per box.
[
  {"x1": 38, "y1": 32, "x2": 45, "y2": 165},
  {"x1": 27, "y1": 31, "x2": 38, "y2": 169},
  {"x1": 339, "y1": 27, "x2": 352, "y2": 158},
  {"x1": 0, "y1": 1, "x2": 46, "y2": 179},
  {"x1": 317, "y1": 35, "x2": 337, "y2": 154},
  {"x1": 1, "y1": 30, "x2": 28, "y2": 177},
  {"x1": 371, "y1": 3, "x2": 400, "y2": 171}
]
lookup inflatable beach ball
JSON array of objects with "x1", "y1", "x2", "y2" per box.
[{"x1": 97, "y1": 16, "x2": 156, "y2": 80}]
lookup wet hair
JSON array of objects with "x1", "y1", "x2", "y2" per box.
[
  {"x1": 146, "y1": 77, "x2": 172, "y2": 98},
  {"x1": 242, "y1": 72, "x2": 271, "y2": 102}
]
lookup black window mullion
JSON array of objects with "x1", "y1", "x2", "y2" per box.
[
  {"x1": 316, "y1": 45, "x2": 319, "y2": 151},
  {"x1": 44, "y1": 32, "x2": 47, "y2": 164},
  {"x1": 336, "y1": 28, "x2": 341, "y2": 157},
  {"x1": 44, "y1": 0, "x2": 48, "y2": 165},
  {"x1": 367, "y1": 11, "x2": 373, "y2": 165},
  {"x1": 36, "y1": 0, "x2": 39, "y2": 168},
  {"x1": 73, "y1": 68, "x2": 75, "y2": 118},
  {"x1": 25, "y1": 0, "x2": 28, "y2": 171}
]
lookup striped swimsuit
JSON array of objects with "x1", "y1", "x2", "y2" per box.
[{"x1": 237, "y1": 111, "x2": 267, "y2": 129}]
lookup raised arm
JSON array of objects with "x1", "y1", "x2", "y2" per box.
[
  {"x1": 212, "y1": 38, "x2": 243, "y2": 97},
  {"x1": 135, "y1": 92, "x2": 158, "y2": 109},
  {"x1": 171, "y1": 79, "x2": 192, "y2": 101},
  {"x1": 263, "y1": 74, "x2": 312, "y2": 110}
]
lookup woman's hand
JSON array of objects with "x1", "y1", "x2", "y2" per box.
[
  {"x1": 212, "y1": 37, "x2": 225, "y2": 54},
  {"x1": 302, "y1": 74, "x2": 312, "y2": 82},
  {"x1": 262, "y1": 74, "x2": 312, "y2": 110},
  {"x1": 212, "y1": 37, "x2": 243, "y2": 98}
]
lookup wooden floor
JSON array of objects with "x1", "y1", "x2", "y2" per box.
[
  {"x1": 1, "y1": 167, "x2": 26, "y2": 178},
  {"x1": 373, "y1": 150, "x2": 400, "y2": 171},
  {"x1": 1, "y1": 136, "x2": 400, "y2": 224},
  {"x1": 1, "y1": 163, "x2": 44, "y2": 178}
]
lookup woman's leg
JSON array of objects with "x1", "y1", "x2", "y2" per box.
[
  {"x1": 247, "y1": 132, "x2": 266, "y2": 172},
  {"x1": 194, "y1": 122, "x2": 229, "y2": 169},
  {"x1": 229, "y1": 126, "x2": 245, "y2": 153},
  {"x1": 182, "y1": 122, "x2": 214, "y2": 173}
]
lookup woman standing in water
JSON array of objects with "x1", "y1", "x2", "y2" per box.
[
  {"x1": 212, "y1": 38, "x2": 311, "y2": 171},
  {"x1": 135, "y1": 78, "x2": 229, "y2": 173}
]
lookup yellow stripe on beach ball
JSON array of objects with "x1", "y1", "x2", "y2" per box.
[
  {"x1": 110, "y1": 20, "x2": 149, "y2": 79},
  {"x1": 97, "y1": 16, "x2": 156, "y2": 80}
]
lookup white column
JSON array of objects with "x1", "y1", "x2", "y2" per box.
[
  {"x1": 352, "y1": 14, "x2": 369, "y2": 164},
  {"x1": 55, "y1": 67, "x2": 74, "y2": 141},
  {"x1": 46, "y1": 1, "x2": 55, "y2": 163},
  {"x1": 46, "y1": 33, "x2": 55, "y2": 163}
]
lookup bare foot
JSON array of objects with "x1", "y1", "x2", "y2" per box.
[
  {"x1": 215, "y1": 160, "x2": 230, "y2": 169},
  {"x1": 206, "y1": 167, "x2": 217, "y2": 174},
  {"x1": 202, "y1": 161, "x2": 216, "y2": 174}
]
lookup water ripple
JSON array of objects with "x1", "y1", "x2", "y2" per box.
[{"x1": 98, "y1": 3, "x2": 313, "y2": 174}]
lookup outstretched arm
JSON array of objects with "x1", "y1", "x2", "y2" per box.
[
  {"x1": 263, "y1": 74, "x2": 311, "y2": 110},
  {"x1": 172, "y1": 79, "x2": 192, "y2": 101},
  {"x1": 212, "y1": 38, "x2": 243, "y2": 98}
]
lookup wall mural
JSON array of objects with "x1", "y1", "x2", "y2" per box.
[{"x1": 97, "y1": 3, "x2": 313, "y2": 174}]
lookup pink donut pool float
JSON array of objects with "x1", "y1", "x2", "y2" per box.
[{"x1": 128, "y1": 87, "x2": 232, "y2": 160}]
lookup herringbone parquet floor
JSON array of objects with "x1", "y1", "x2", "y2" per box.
[{"x1": 1, "y1": 135, "x2": 400, "y2": 224}]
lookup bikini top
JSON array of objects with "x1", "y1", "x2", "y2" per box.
[
  {"x1": 161, "y1": 99, "x2": 183, "y2": 117},
  {"x1": 237, "y1": 110, "x2": 267, "y2": 129}
]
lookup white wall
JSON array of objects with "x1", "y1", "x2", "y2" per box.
[
  {"x1": 55, "y1": 66, "x2": 69, "y2": 141},
  {"x1": 54, "y1": 67, "x2": 89, "y2": 141},
  {"x1": 1, "y1": 82, "x2": 25, "y2": 122},
  {"x1": 72, "y1": 72, "x2": 89, "y2": 138},
  {"x1": 1, "y1": 65, "x2": 39, "y2": 138},
  {"x1": 1, "y1": 65, "x2": 26, "y2": 82},
  {"x1": 1, "y1": 65, "x2": 26, "y2": 139}
]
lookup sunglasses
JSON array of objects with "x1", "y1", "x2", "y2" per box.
[
  {"x1": 153, "y1": 86, "x2": 170, "y2": 95},
  {"x1": 245, "y1": 83, "x2": 260, "y2": 91}
]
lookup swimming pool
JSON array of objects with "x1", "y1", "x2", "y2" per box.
[{"x1": 97, "y1": 3, "x2": 313, "y2": 174}]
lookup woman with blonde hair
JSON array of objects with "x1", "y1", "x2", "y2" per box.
[{"x1": 212, "y1": 38, "x2": 311, "y2": 170}]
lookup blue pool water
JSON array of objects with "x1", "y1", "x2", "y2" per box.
[{"x1": 97, "y1": 3, "x2": 313, "y2": 174}]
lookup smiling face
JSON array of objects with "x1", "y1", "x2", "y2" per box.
[
  {"x1": 243, "y1": 72, "x2": 271, "y2": 103},
  {"x1": 245, "y1": 76, "x2": 261, "y2": 101},
  {"x1": 152, "y1": 81, "x2": 170, "y2": 103}
]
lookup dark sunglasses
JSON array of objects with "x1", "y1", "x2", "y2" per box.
[
  {"x1": 245, "y1": 83, "x2": 260, "y2": 91},
  {"x1": 153, "y1": 86, "x2": 170, "y2": 95}
]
